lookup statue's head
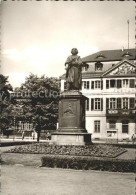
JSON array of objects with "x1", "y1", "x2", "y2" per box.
[{"x1": 71, "y1": 48, "x2": 78, "y2": 55}]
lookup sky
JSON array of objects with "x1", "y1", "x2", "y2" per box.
[{"x1": 1, "y1": 1, "x2": 135, "y2": 88}]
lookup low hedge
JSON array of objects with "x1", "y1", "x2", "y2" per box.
[
  {"x1": 94, "y1": 142, "x2": 136, "y2": 149},
  {"x1": 41, "y1": 155, "x2": 135, "y2": 172},
  {"x1": 0, "y1": 141, "x2": 33, "y2": 147},
  {"x1": 114, "y1": 143, "x2": 136, "y2": 149}
]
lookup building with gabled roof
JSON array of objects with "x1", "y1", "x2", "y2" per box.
[{"x1": 60, "y1": 48, "x2": 136, "y2": 142}]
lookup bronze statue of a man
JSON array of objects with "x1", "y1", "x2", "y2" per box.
[{"x1": 65, "y1": 48, "x2": 83, "y2": 90}]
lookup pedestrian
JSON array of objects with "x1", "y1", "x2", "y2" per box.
[
  {"x1": 131, "y1": 134, "x2": 135, "y2": 144},
  {"x1": 32, "y1": 131, "x2": 35, "y2": 140},
  {"x1": 22, "y1": 131, "x2": 25, "y2": 140}
]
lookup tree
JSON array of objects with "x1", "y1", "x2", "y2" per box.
[
  {"x1": 0, "y1": 74, "x2": 13, "y2": 135},
  {"x1": 16, "y1": 74, "x2": 60, "y2": 142}
]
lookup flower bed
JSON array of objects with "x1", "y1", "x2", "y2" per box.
[
  {"x1": 6, "y1": 143, "x2": 126, "y2": 158},
  {"x1": 41, "y1": 155, "x2": 135, "y2": 172}
]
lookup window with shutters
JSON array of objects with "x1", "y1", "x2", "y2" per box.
[
  {"x1": 130, "y1": 79, "x2": 135, "y2": 88},
  {"x1": 94, "y1": 121, "x2": 100, "y2": 133},
  {"x1": 122, "y1": 121, "x2": 129, "y2": 133},
  {"x1": 91, "y1": 80, "x2": 103, "y2": 89},
  {"x1": 91, "y1": 98, "x2": 103, "y2": 111}
]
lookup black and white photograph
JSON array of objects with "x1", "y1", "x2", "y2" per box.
[{"x1": 0, "y1": 1, "x2": 135, "y2": 195}]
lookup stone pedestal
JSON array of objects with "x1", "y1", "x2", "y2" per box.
[{"x1": 51, "y1": 90, "x2": 92, "y2": 145}]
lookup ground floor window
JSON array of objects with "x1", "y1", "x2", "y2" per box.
[
  {"x1": 122, "y1": 121, "x2": 129, "y2": 133},
  {"x1": 109, "y1": 121, "x2": 116, "y2": 129},
  {"x1": 94, "y1": 120, "x2": 100, "y2": 133}
]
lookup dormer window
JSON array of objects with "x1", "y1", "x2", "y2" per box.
[
  {"x1": 82, "y1": 63, "x2": 89, "y2": 72},
  {"x1": 96, "y1": 54, "x2": 105, "y2": 59},
  {"x1": 95, "y1": 62, "x2": 103, "y2": 71},
  {"x1": 122, "y1": 51, "x2": 132, "y2": 58}
]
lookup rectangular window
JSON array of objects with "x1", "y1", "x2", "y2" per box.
[
  {"x1": 95, "y1": 98, "x2": 101, "y2": 110},
  {"x1": 130, "y1": 79, "x2": 135, "y2": 88},
  {"x1": 109, "y1": 121, "x2": 116, "y2": 129},
  {"x1": 94, "y1": 121, "x2": 100, "y2": 133},
  {"x1": 122, "y1": 98, "x2": 128, "y2": 109},
  {"x1": 122, "y1": 121, "x2": 129, "y2": 133},
  {"x1": 123, "y1": 79, "x2": 129, "y2": 88},
  {"x1": 86, "y1": 99, "x2": 89, "y2": 111},
  {"x1": 106, "y1": 80, "x2": 109, "y2": 89},
  {"x1": 91, "y1": 98, "x2": 102, "y2": 111},
  {"x1": 117, "y1": 80, "x2": 122, "y2": 88},
  {"x1": 83, "y1": 81, "x2": 90, "y2": 89},
  {"x1": 95, "y1": 81, "x2": 101, "y2": 88},
  {"x1": 110, "y1": 98, "x2": 116, "y2": 109},
  {"x1": 130, "y1": 98, "x2": 135, "y2": 109},
  {"x1": 110, "y1": 80, "x2": 116, "y2": 88}
]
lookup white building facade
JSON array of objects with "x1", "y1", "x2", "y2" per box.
[{"x1": 60, "y1": 49, "x2": 136, "y2": 141}]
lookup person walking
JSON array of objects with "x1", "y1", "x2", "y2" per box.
[
  {"x1": 22, "y1": 131, "x2": 25, "y2": 140},
  {"x1": 131, "y1": 134, "x2": 135, "y2": 144}
]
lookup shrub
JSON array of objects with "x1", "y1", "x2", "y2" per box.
[
  {"x1": 1, "y1": 141, "x2": 32, "y2": 147},
  {"x1": 41, "y1": 156, "x2": 135, "y2": 173}
]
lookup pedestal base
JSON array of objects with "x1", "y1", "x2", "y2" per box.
[
  {"x1": 51, "y1": 132, "x2": 92, "y2": 145},
  {"x1": 51, "y1": 90, "x2": 92, "y2": 145}
]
